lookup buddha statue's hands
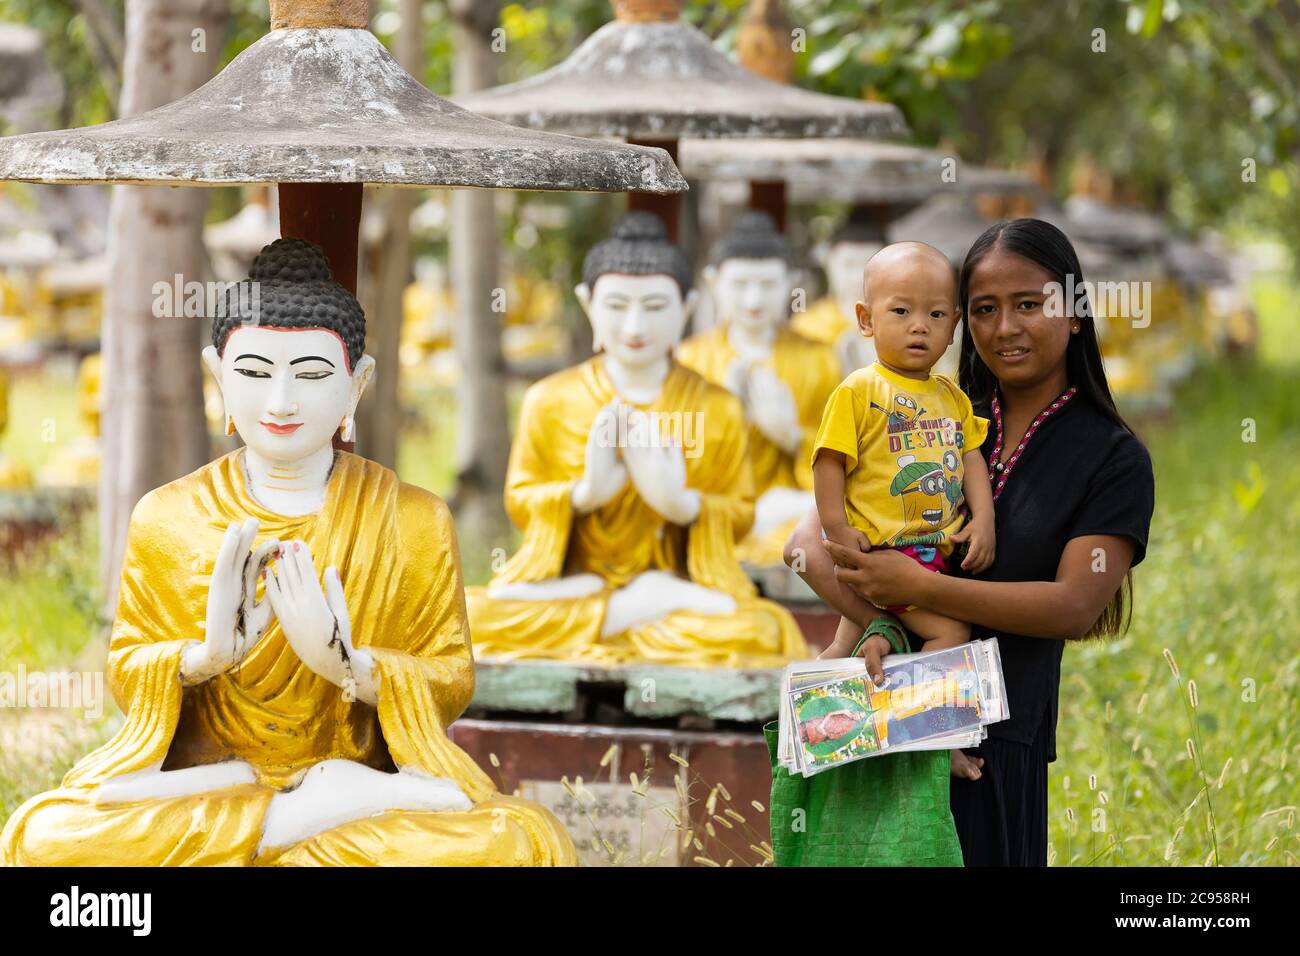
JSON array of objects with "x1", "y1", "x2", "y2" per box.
[
  {"x1": 744, "y1": 365, "x2": 803, "y2": 456},
  {"x1": 572, "y1": 401, "x2": 629, "y2": 514},
  {"x1": 622, "y1": 416, "x2": 701, "y2": 526},
  {"x1": 182, "y1": 519, "x2": 281, "y2": 685},
  {"x1": 264, "y1": 540, "x2": 378, "y2": 705},
  {"x1": 723, "y1": 358, "x2": 751, "y2": 401}
]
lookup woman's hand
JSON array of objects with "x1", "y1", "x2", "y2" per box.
[
  {"x1": 823, "y1": 538, "x2": 928, "y2": 609},
  {"x1": 265, "y1": 540, "x2": 376, "y2": 704}
]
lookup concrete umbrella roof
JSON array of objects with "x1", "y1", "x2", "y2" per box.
[
  {"x1": 1062, "y1": 196, "x2": 1169, "y2": 251},
  {"x1": 0, "y1": 27, "x2": 685, "y2": 194},
  {"x1": 454, "y1": 18, "x2": 907, "y2": 141},
  {"x1": 679, "y1": 137, "x2": 1037, "y2": 204},
  {"x1": 887, "y1": 194, "x2": 1000, "y2": 267}
]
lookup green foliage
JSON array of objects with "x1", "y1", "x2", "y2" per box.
[{"x1": 0, "y1": 0, "x2": 121, "y2": 129}]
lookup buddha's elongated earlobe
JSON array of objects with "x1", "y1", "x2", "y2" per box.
[
  {"x1": 341, "y1": 416, "x2": 355, "y2": 443},
  {"x1": 226, "y1": 415, "x2": 236, "y2": 437}
]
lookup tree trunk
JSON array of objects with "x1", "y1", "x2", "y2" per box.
[
  {"x1": 352, "y1": 0, "x2": 421, "y2": 469},
  {"x1": 448, "y1": 0, "x2": 510, "y2": 557},
  {"x1": 99, "y1": 0, "x2": 230, "y2": 613}
]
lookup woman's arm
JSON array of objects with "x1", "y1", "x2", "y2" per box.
[
  {"x1": 825, "y1": 533, "x2": 1137, "y2": 640},
  {"x1": 784, "y1": 504, "x2": 879, "y2": 629}
]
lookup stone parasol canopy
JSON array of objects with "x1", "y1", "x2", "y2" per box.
[
  {"x1": 454, "y1": 3, "x2": 906, "y2": 141},
  {"x1": 0, "y1": 11, "x2": 683, "y2": 194},
  {"x1": 454, "y1": 0, "x2": 907, "y2": 239},
  {"x1": 0, "y1": 0, "x2": 686, "y2": 293},
  {"x1": 1062, "y1": 195, "x2": 1170, "y2": 253},
  {"x1": 680, "y1": 138, "x2": 1038, "y2": 205}
]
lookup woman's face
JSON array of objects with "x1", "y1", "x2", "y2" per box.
[
  {"x1": 204, "y1": 327, "x2": 371, "y2": 462},
  {"x1": 965, "y1": 247, "x2": 1074, "y2": 391}
]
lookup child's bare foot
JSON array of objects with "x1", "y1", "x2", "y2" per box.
[{"x1": 950, "y1": 749, "x2": 984, "y2": 780}]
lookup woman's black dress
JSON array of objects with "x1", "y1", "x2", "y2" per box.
[{"x1": 945, "y1": 395, "x2": 1155, "y2": 866}]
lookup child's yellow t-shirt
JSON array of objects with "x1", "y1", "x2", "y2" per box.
[{"x1": 811, "y1": 362, "x2": 990, "y2": 556}]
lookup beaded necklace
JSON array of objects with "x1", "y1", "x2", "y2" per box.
[{"x1": 988, "y1": 385, "x2": 1078, "y2": 501}]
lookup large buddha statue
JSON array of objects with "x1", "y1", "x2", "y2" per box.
[
  {"x1": 465, "y1": 213, "x2": 807, "y2": 668},
  {"x1": 677, "y1": 212, "x2": 840, "y2": 567},
  {"x1": 790, "y1": 210, "x2": 885, "y2": 375},
  {"x1": 2, "y1": 239, "x2": 575, "y2": 866}
]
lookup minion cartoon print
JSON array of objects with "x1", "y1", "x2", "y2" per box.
[
  {"x1": 871, "y1": 394, "x2": 926, "y2": 432},
  {"x1": 888, "y1": 454, "x2": 950, "y2": 541}
]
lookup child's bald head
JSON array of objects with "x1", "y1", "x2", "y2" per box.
[
  {"x1": 862, "y1": 241, "x2": 954, "y2": 305},
  {"x1": 854, "y1": 241, "x2": 960, "y2": 375}
]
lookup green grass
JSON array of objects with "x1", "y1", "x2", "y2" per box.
[
  {"x1": 1048, "y1": 274, "x2": 1300, "y2": 865},
  {"x1": 0, "y1": 359, "x2": 85, "y2": 475}
]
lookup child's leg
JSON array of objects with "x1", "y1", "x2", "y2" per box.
[
  {"x1": 897, "y1": 607, "x2": 970, "y2": 651},
  {"x1": 783, "y1": 507, "x2": 880, "y2": 631},
  {"x1": 817, "y1": 615, "x2": 867, "y2": 660}
]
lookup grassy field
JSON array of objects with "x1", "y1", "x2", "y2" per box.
[
  {"x1": 1, "y1": 278, "x2": 1297, "y2": 862},
  {"x1": 1048, "y1": 274, "x2": 1299, "y2": 865}
]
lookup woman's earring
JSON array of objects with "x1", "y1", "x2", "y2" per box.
[
  {"x1": 225, "y1": 415, "x2": 236, "y2": 437},
  {"x1": 341, "y1": 416, "x2": 355, "y2": 442}
]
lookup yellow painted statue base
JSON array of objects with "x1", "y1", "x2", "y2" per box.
[{"x1": 1, "y1": 450, "x2": 575, "y2": 866}]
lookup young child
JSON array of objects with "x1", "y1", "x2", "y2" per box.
[{"x1": 811, "y1": 241, "x2": 995, "y2": 658}]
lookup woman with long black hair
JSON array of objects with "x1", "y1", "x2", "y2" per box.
[{"x1": 785, "y1": 218, "x2": 1155, "y2": 865}]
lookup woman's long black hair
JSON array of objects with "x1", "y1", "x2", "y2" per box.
[
  {"x1": 956, "y1": 217, "x2": 1139, "y2": 639},
  {"x1": 956, "y1": 217, "x2": 1133, "y2": 436}
]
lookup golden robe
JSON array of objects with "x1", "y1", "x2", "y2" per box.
[
  {"x1": 676, "y1": 324, "x2": 840, "y2": 565},
  {"x1": 1, "y1": 451, "x2": 575, "y2": 866},
  {"x1": 790, "y1": 295, "x2": 854, "y2": 350},
  {"x1": 466, "y1": 357, "x2": 807, "y2": 667}
]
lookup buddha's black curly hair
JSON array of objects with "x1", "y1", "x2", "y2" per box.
[
  {"x1": 211, "y1": 237, "x2": 366, "y2": 371},
  {"x1": 581, "y1": 211, "x2": 694, "y2": 295},
  {"x1": 708, "y1": 210, "x2": 794, "y2": 265}
]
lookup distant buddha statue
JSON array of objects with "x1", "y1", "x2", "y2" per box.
[
  {"x1": 465, "y1": 213, "x2": 807, "y2": 668},
  {"x1": 2, "y1": 239, "x2": 574, "y2": 866},
  {"x1": 0, "y1": 368, "x2": 33, "y2": 490},
  {"x1": 791, "y1": 211, "x2": 886, "y2": 375},
  {"x1": 677, "y1": 212, "x2": 840, "y2": 566},
  {"x1": 38, "y1": 352, "x2": 101, "y2": 490}
]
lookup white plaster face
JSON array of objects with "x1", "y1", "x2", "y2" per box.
[
  {"x1": 708, "y1": 257, "x2": 794, "y2": 337},
  {"x1": 203, "y1": 327, "x2": 374, "y2": 462},
  {"x1": 827, "y1": 240, "x2": 884, "y2": 312},
  {"x1": 576, "y1": 273, "x2": 695, "y2": 369}
]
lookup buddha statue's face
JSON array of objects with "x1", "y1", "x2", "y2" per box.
[
  {"x1": 576, "y1": 273, "x2": 695, "y2": 369},
  {"x1": 827, "y1": 240, "x2": 884, "y2": 311},
  {"x1": 202, "y1": 327, "x2": 374, "y2": 461},
  {"x1": 707, "y1": 257, "x2": 794, "y2": 337}
]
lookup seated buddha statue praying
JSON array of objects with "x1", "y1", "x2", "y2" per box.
[
  {"x1": 677, "y1": 212, "x2": 840, "y2": 567},
  {"x1": 465, "y1": 213, "x2": 807, "y2": 668},
  {"x1": 1, "y1": 239, "x2": 575, "y2": 867}
]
